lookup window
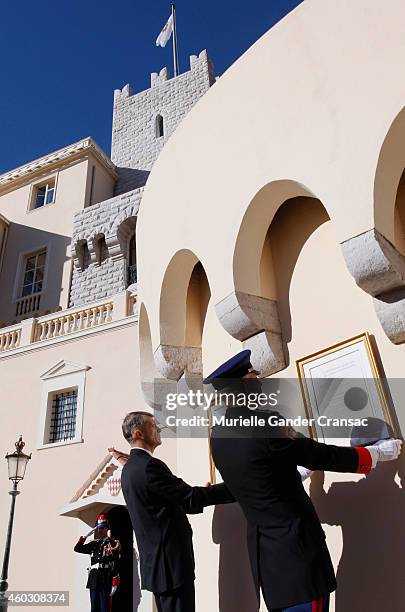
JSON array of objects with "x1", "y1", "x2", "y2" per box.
[
  {"x1": 156, "y1": 114, "x2": 164, "y2": 138},
  {"x1": 95, "y1": 234, "x2": 109, "y2": 265},
  {"x1": 33, "y1": 179, "x2": 56, "y2": 209},
  {"x1": 127, "y1": 234, "x2": 137, "y2": 285},
  {"x1": 38, "y1": 360, "x2": 89, "y2": 449},
  {"x1": 48, "y1": 389, "x2": 78, "y2": 443},
  {"x1": 21, "y1": 250, "x2": 46, "y2": 297},
  {"x1": 75, "y1": 240, "x2": 91, "y2": 271}
]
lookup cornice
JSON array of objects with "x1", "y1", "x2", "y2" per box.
[{"x1": 0, "y1": 137, "x2": 117, "y2": 190}]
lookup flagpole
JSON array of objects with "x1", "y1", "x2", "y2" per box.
[{"x1": 171, "y1": 3, "x2": 179, "y2": 77}]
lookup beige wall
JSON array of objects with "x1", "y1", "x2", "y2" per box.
[
  {"x1": 137, "y1": 0, "x2": 405, "y2": 350},
  {"x1": 134, "y1": 1, "x2": 405, "y2": 610},
  {"x1": 0, "y1": 154, "x2": 115, "y2": 326},
  {"x1": 85, "y1": 157, "x2": 116, "y2": 208},
  {"x1": 0, "y1": 321, "x2": 168, "y2": 610},
  {"x1": 174, "y1": 214, "x2": 405, "y2": 611}
]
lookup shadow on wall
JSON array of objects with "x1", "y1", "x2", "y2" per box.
[
  {"x1": 310, "y1": 457, "x2": 405, "y2": 612},
  {"x1": 0, "y1": 222, "x2": 71, "y2": 325},
  {"x1": 115, "y1": 168, "x2": 150, "y2": 194},
  {"x1": 212, "y1": 504, "x2": 259, "y2": 612},
  {"x1": 266, "y1": 196, "x2": 329, "y2": 366}
]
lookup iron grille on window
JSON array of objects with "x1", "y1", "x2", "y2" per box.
[
  {"x1": 49, "y1": 390, "x2": 78, "y2": 443},
  {"x1": 128, "y1": 264, "x2": 137, "y2": 285}
]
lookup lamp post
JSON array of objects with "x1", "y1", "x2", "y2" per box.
[{"x1": 0, "y1": 436, "x2": 31, "y2": 611}]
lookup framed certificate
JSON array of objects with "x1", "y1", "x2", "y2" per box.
[{"x1": 296, "y1": 332, "x2": 398, "y2": 444}]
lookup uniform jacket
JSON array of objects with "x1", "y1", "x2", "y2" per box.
[
  {"x1": 74, "y1": 536, "x2": 120, "y2": 592},
  {"x1": 210, "y1": 407, "x2": 371, "y2": 610},
  {"x1": 121, "y1": 447, "x2": 234, "y2": 594}
]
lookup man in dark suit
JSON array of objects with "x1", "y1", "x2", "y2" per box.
[
  {"x1": 118, "y1": 410, "x2": 234, "y2": 612},
  {"x1": 206, "y1": 350, "x2": 402, "y2": 612}
]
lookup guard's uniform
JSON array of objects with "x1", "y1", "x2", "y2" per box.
[
  {"x1": 74, "y1": 535, "x2": 120, "y2": 612},
  {"x1": 206, "y1": 350, "x2": 373, "y2": 612}
]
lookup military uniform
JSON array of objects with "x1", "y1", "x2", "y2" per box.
[
  {"x1": 205, "y1": 350, "x2": 374, "y2": 612},
  {"x1": 74, "y1": 515, "x2": 120, "y2": 612}
]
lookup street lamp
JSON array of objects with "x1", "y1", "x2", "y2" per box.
[{"x1": 0, "y1": 436, "x2": 31, "y2": 610}]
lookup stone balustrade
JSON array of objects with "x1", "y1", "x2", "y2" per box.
[
  {"x1": 0, "y1": 324, "x2": 21, "y2": 352},
  {"x1": 0, "y1": 290, "x2": 137, "y2": 355}
]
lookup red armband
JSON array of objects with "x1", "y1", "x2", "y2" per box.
[
  {"x1": 112, "y1": 576, "x2": 120, "y2": 587},
  {"x1": 77, "y1": 536, "x2": 86, "y2": 543},
  {"x1": 354, "y1": 446, "x2": 372, "y2": 474}
]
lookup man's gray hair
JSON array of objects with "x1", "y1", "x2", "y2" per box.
[{"x1": 122, "y1": 411, "x2": 153, "y2": 443}]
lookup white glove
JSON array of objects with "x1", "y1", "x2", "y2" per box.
[
  {"x1": 365, "y1": 438, "x2": 402, "y2": 468},
  {"x1": 297, "y1": 466, "x2": 314, "y2": 481},
  {"x1": 84, "y1": 526, "x2": 96, "y2": 538}
]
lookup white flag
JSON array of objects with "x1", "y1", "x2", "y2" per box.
[{"x1": 156, "y1": 14, "x2": 173, "y2": 48}]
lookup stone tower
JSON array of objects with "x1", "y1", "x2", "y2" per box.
[
  {"x1": 111, "y1": 50, "x2": 215, "y2": 194},
  {"x1": 69, "y1": 50, "x2": 215, "y2": 307}
]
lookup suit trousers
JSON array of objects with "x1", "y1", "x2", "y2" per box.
[
  {"x1": 273, "y1": 593, "x2": 329, "y2": 612},
  {"x1": 154, "y1": 581, "x2": 195, "y2": 612}
]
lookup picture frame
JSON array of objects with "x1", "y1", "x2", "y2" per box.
[{"x1": 296, "y1": 332, "x2": 398, "y2": 444}]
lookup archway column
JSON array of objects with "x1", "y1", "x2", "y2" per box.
[
  {"x1": 341, "y1": 228, "x2": 405, "y2": 344},
  {"x1": 215, "y1": 291, "x2": 285, "y2": 376},
  {"x1": 154, "y1": 345, "x2": 202, "y2": 380}
]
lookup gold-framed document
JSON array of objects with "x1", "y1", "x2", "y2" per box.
[{"x1": 296, "y1": 332, "x2": 397, "y2": 444}]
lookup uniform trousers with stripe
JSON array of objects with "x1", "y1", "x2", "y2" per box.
[
  {"x1": 89, "y1": 590, "x2": 112, "y2": 612},
  {"x1": 272, "y1": 593, "x2": 329, "y2": 612}
]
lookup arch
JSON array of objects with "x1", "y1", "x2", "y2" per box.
[
  {"x1": 74, "y1": 239, "x2": 91, "y2": 271},
  {"x1": 93, "y1": 233, "x2": 109, "y2": 265},
  {"x1": 154, "y1": 249, "x2": 210, "y2": 379},
  {"x1": 374, "y1": 106, "x2": 405, "y2": 249},
  {"x1": 233, "y1": 180, "x2": 319, "y2": 296},
  {"x1": 185, "y1": 261, "x2": 211, "y2": 347},
  {"x1": 159, "y1": 249, "x2": 200, "y2": 347},
  {"x1": 216, "y1": 180, "x2": 330, "y2": 374},
  {"x1": 116, "y1": 216, "x2": 137, "y2": 287}
]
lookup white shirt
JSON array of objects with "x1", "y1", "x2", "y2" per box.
[{"x1": 134, "y1": 447, "x2": 153, "y2": 457}]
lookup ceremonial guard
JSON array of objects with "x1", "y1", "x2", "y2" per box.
[
  {"x1": 119, "y1": 410, "x2": 234, "y2": 612},
  {"x1": 74, "y1": 513, "x2": 121, "y2": 612},
  {"x1": 206, "y1": 350, "x2": 402, "y2": 612}
]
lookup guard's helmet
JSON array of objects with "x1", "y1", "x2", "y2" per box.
[{"x1": 95, "y1": 513, "x2": 109, "y2": 528}]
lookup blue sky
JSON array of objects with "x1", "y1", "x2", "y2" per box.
[{"x1": 0, "y1": 0, "x2": 302, "y2": 173}]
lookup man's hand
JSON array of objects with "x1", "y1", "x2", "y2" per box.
[
  {"x1": 297, "y1": 466, "x2": 314, "y2": 481},
  {"x1": 108, "y1": 447, "x2": 129, "y2": 465},
  {"x1": 83, "y1": 527, "x2": 96, "y2": 538},
  {"x1": 366, "y1": 438, "x2": 402, "y2": 467}
]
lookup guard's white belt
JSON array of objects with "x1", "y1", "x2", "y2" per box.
[{"x1": 91, "y1": 562, "x2": 114, "y2": 569}]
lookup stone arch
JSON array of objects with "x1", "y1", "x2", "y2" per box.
[
  {"x1": 216, "y1": 180, "x2": 329, "y2": 375},
  {"x1": 139, "y1": 302, "x2": 164, "y2": 409},
  {"x1": 73, "y1": 239, "x2": 92, "y2": 271},
  {"x1": 116, "y1": 216, "x2": 137, "y2": 287},
  {"x1": 111, "y1": 202, "x2": 140, "y2": 237},
  {"x1": 374, "y1": 106, "x2": 405, "y2": 249},
  {"x1": 92, "y1": 233, "x2": 109, "y2": 265},
  {"x1": 154, "y1": 250, "x2": 210, "y2": 380},
  {"x1": 338, "y1": 107, "x2": 405, "y2": 344}
]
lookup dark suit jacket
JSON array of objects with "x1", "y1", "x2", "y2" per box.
[
  {"x1": 210, "y1": 407, "x2": 366, "y2": 610},
  {"x1": 121, "y1": 448, "x2": 234, "y2": 594}
]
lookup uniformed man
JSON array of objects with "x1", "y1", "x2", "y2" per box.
[
  {"x1": 205, "y1": 349, "x2": 402, "y2": 612},
  {"x1": 118, "y1": 411, "x2": 234, "y2": 612},
  {"x1": 74, "y1": 513, "x2": 121, "y2": 612}
]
